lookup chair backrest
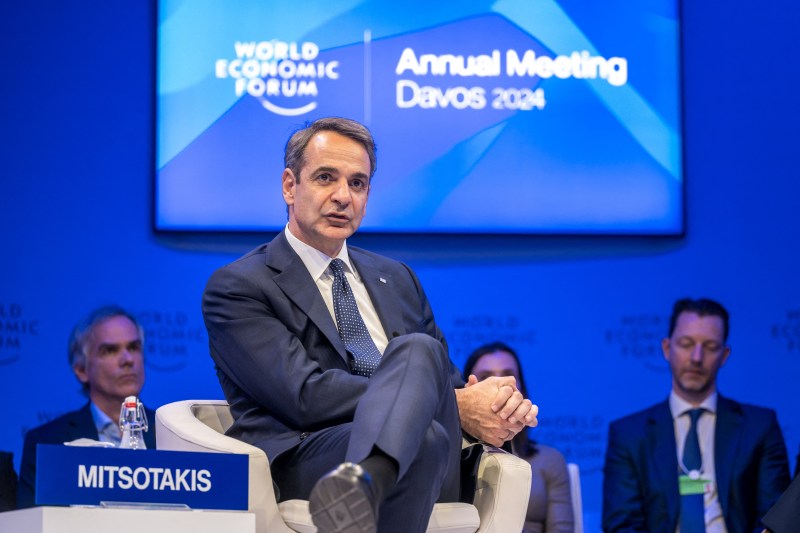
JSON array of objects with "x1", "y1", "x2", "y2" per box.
[{"x1": 567, "y1": 463, "x2": 583, "y2": 533}]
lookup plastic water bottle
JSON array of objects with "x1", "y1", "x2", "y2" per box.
[{"x1": 118, "y1": 395, "x2": 148, "y2": 449}]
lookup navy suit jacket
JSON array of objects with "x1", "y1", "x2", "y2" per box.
[
  {"x1": 17, "y1": 402, "x2": 157, "y2": 508},
  {"x1": 602, "y1": 396, "x2": 790, "y2": 533},
  {"x1": 202, "y1": 231, "x2": 462, "y2": 465},
  {"x1": 762, "y1": 472, "x2": 800, "y2": 533}
]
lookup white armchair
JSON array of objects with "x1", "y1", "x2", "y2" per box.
[{"x1": 156, "y1": 400, "x2": 531, "y2": 533}]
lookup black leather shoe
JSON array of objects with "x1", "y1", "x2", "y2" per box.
[{"x1": 309, "y1": 462, "x2": 378, "y2": 533}]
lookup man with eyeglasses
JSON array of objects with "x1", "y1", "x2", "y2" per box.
[{"x1": 602, "y1": 298, "x2": 790, "y2": 533}]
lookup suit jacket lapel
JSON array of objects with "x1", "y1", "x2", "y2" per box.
[
  {"x1": 350, "y1": 250, "x2": 404, "y2": 341},
  {"x1": 715, "y1": 395, "x2": 742, "y2": 519},
  {"x1": 266, "y1": 232, "x2": 348, "y2": 362},
  {"x1": 70, "y1": 403, "x2": 100, "y2": 441},
  {"x1": 648, "y1": 401, "x2": 680, "y2": 528}
]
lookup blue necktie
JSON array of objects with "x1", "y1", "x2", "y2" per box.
[
  {"x1": 680, "y1": 408, "x2": 706, "y2": 533},
  {"x1": 329, "y1": 259, "x2": 382, "y2": 377}
]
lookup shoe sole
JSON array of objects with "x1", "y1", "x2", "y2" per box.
[{"x1": 309, "y1": 463, "x2": 377, "y2": 533}]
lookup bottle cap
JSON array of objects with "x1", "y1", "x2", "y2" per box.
[{"x1": 124, "y1": 395, "x2": 138, "y2": 408}]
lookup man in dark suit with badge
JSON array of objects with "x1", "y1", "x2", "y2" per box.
[
  {"x1": 602, "y1": 298, "x2": 790, "y2": 533},
  {"x1": 17, "y1": 306, "x2": 156, "y2": 508},
  {"x1": 202, "y1": 117, "x2": 539, "y2": 533}
]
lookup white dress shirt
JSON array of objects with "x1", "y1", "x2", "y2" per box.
[
  {"x1": 284, "y1": 226, "x2": 389, "y2": 355},
  {"x1": 669, "y1": 391, "x2": 727, "y2": 533}
]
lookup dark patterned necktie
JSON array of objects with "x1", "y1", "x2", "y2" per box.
[
  {"x1": 680, "y1": 408, "x2": 706, "y2": 533},
  {"x1": 329, "y1": 259, "x2": 381, "y2": 377}
]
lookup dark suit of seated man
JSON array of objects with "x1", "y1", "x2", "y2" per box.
[
  {"x1": 602, "y1": 298, "x2": 790, "y2": 533},
  {"x1": 17, "y1": 306, "x2": 156, "y2": 508},
  {"x1": 202, "y1": 117, "x2": 539, "y2": 533},
  {"x1": 762, "y1": 469, "x2": 800, "y2": 533}
]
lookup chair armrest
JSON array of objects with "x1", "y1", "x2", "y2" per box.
[
  {"x1": 568, "y1": 463, "x2": 583, "y2": 533},
  {"x1": 155, "y1": 400, "x2": 262, "y2": 456},
  {"x1": 155, "y1": 400, "x2": 294, "y2": 533},
  {"x1": 473, "y1": 446, "x2": 532, "y2": 533}
]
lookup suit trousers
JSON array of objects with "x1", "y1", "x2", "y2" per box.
[{"x1": 271, "y1": 333, "x2": 462, "y2": 533}]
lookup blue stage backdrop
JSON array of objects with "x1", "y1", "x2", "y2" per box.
[{"x1": 1, "y1": 1, "x2": 798, "y2": 530}]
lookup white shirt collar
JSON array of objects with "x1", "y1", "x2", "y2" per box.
[
  {"x1": 669, "y1": 390, "x2": 718, "y2": 419},
  {"x1": 284, "y1": 225, "x2": 358, "y2": 280}
]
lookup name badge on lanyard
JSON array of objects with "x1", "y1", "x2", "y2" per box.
[{"x1": 679, "y1": 470, "x2": 710, "y2": 496}]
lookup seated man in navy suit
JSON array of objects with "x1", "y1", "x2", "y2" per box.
[
  {"x1": 17, "y1": 305, "x2": 155, "y2": 508},
  {"x1": 202, "y1": 117, "x2": 539, "y2": 533},
  {"x1": 602, "y1": 298, "x2": 790, "y2": 533}
]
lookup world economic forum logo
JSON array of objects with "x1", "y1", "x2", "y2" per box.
[
  {"x1": 0, "y1": 303, "x2": 38, "y2": 366},
  {"x1": 215, "y1": 40, "x2": 338, "y2": 117}
]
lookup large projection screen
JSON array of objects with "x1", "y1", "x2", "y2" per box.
[{"x1": 156, "y1": 0, "x2": 683, "y2": 235}]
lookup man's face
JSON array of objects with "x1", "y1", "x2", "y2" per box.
[
  {"x1": 283, "y1": 130, "x2": 371, "y2": 257},
  {"x1": 73, "y1": 315, "x2": 145, "y2": 405},
  {"x1": 662, "y1": 311, "x2": 730, "y2": 403}
]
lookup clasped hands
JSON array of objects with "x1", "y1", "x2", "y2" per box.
[{"x1": 455, "y1": 375, "x2": 539, "y2": 447}]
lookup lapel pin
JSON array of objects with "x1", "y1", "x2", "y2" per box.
[{"x1": 379, "y1": 277, "x2": 387, "y2": 284}]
